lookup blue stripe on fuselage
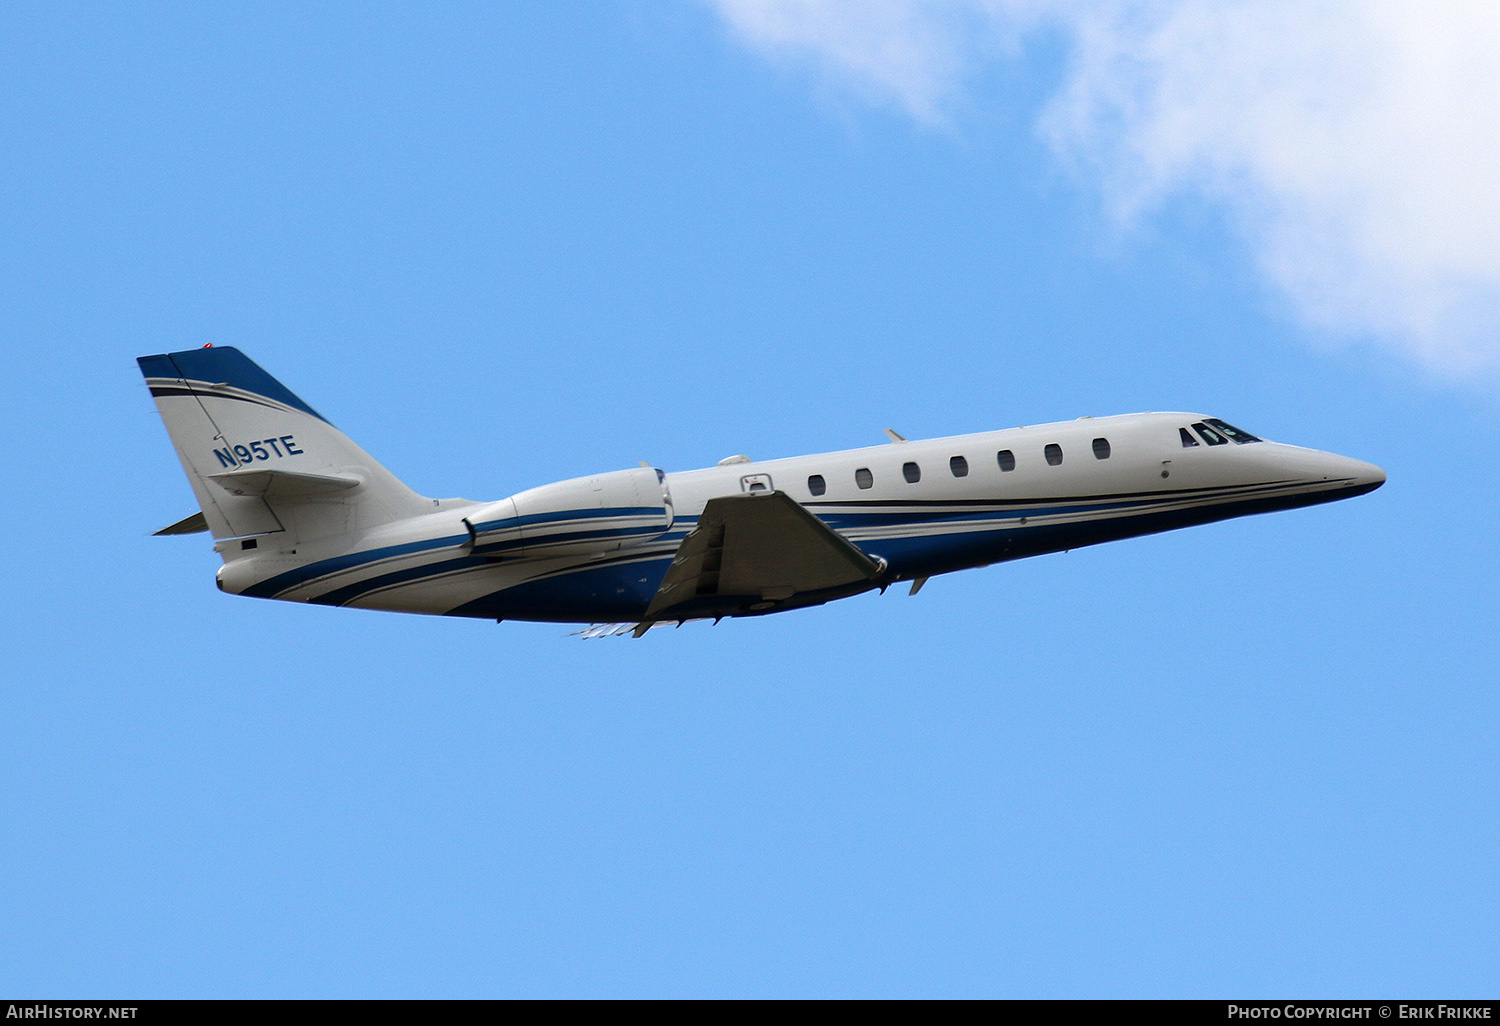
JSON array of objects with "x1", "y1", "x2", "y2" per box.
[
  {"x1": 442, "y1": 479, "x2": 1372, "y2": 622},
  {"x1": 471, "y1": 521, "x2": 672, "y2": 556},
  {"x1": 446, "y1": 556, "x2": 674, "y2": 622},
  {"x1": 242, "y1": 507, "x2": 683, "y2": 599},
  {"x1": 310, "y1": 553, "x2": 493, "y2": 607},
  {"x1": 241, "y1": 479, "x2": 1367, "y2": 617},
  {"x1": 241, "y1": 534, "x2": 468, "y2": 598},
  {"x1": 467, "y1": 505, "x2": 668, "y2": 532}
]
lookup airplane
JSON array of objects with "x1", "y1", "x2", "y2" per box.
[{"x1": 139, "y1": 345, "x2": 1385, "y2": 636}]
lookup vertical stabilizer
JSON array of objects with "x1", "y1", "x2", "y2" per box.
[{"x1": 138, "y1": 347, "x2": 431, "y2": 544}]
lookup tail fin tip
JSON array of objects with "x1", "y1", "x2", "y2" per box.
[{"x1": 136, "y1": 346, "x2": 328, "y2": 423}]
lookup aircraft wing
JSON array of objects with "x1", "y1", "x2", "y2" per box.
[{"x1": 643, "y1": 490, "x2": 885, "y2": 624}]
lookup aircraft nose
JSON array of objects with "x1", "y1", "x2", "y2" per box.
[
  {"x1": 1264, "y1": 444, "x2": 1386, "y2": 504},
  {"x1": 1324, "y1": 453, "x2": 1386, "y2": 495},
  {"x1": 1357, "y1": 459, "x2": 1387, "y2": 490},
  {"x1": 1271, "y1": 445, "x2": 1385, "y2": 496}
]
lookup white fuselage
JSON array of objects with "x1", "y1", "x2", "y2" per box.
[{"x1": 213, "y1": 411, "x2": 1384, "y2": 624}]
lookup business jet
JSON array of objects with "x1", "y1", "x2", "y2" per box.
[{"x1": 140, "y1": 346, "x2": 1384, "y2": 636}]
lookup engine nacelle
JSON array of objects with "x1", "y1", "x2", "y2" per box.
[{"x1": 463, "y1": 466, "x2": 674, "y2": 559}]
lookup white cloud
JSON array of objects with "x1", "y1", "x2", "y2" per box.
[
  {"x1": 709, "y1": 0, "x2": 1500, "y2": 375},
  {"x1": 710, "y1": 0, "x2": 1013, "y2": 122}
]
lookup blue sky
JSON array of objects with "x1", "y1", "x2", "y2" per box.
[{"x1": 1, "y1": 2, "x2": 1495, "y2": 997}]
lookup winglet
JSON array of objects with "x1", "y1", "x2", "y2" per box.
[{"x1": 883, "y1": 428, "x2": 907, "y2": 443}]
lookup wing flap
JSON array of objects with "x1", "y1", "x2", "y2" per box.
[{"x1": 644, "y1": 491, "x2": 883, "y2": 620}]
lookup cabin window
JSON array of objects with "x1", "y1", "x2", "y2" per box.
[
  {"x1": 1204, "y1": 418, "x2": 1262, "y2": 443},
  {"x1": 949, "y1": 455, "x2": 969, "y2": 478},
  {"x1": 1044, "y1": 443, "x2": 1063, "y2": 466},
  {"x1": 997, "y1": 449, "x2": 1016, "y2": 472},
  {"x1": 1092, "y1": 437, "x2": 1111, "y2": 460},
  {"x1": 1192, "y1": 422, "x2": 1229, "y2": 446},
  {"x1": 903, "y1": 461, "x2": 921, "y2": 484},
  {"x1": 1180, "y1": 427, "x2": 1200, "y2": 447},
  {"x1": 808, "y1": 474, "x2": 826, "y2": 496},
  {"x1": 855, "y1": 467, "x2": 874, "y2": 490}
]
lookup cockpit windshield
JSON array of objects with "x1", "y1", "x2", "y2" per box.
[
  {"x1": 1203, "y1": 418, "x2": 1262, "y2": 443},
  {"x1": 1192, "y1": 422, "x2": 1228, "y2": 446}
]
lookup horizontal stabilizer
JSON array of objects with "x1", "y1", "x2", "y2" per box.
[
  {"x1": 644, "y1": 490, "x2": 883, "y2": 621},
  {"x1": 153, "y1": 511, "x2": 209, "y2": 536},
  {"x1": 207, "y1": 468, "x2": 361, "y2": 498}
]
